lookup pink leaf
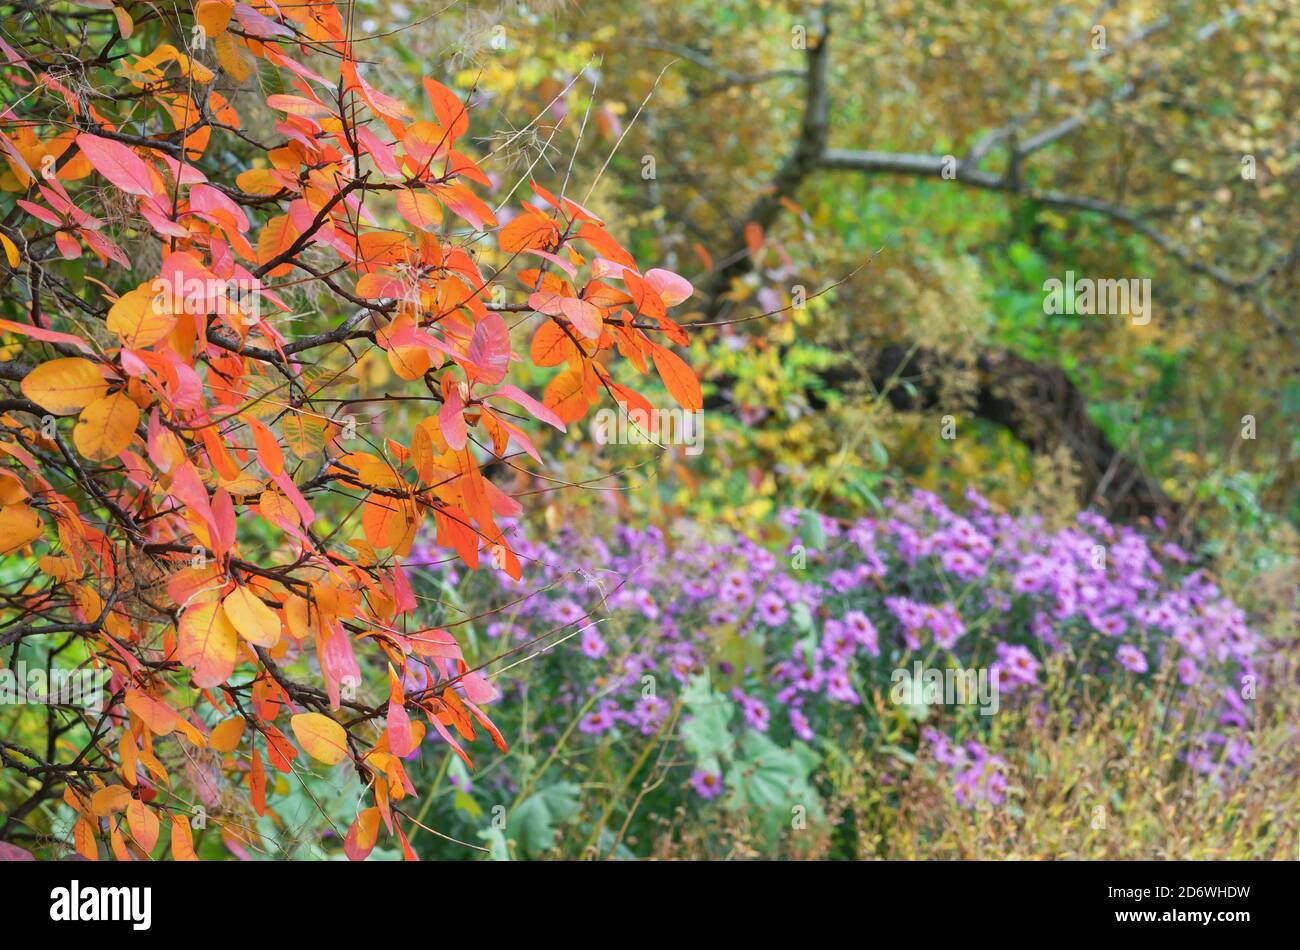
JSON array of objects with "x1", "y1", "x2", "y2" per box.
[
  {"x1": 75, "y1": 133, "x2": 158, "y2": 198},
  {"x1": 468, "y1": 312, "x2": 510, "y2": 386},
  {"x1": 439, "y1": 386, "x2": 468, "y2": 450},
  {"x1": 355, "y1": 125, "x2": 400, "y2": 178},
  {"x1": 560, "y1": 297, "x2": 603, "y2": 339},
  {"x1": 0, "y1": 318, "x2": 92, "y2": 352},
  {"x1": 644, "y1": 268, "x2": 694, "y2": 306},
  {"x1": 490, "y1": 384, "x2": 566, "y2": 431}
]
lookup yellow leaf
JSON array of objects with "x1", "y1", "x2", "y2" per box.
[
  {"x1": 280, "y1": 413, "x2": 325, "y2": 458},
  {"x1": 0, "y1": 503, "x2": 41, "y2": 555},
  {"x1": 91, "y1": 785, "x2": 132, "y2": 817},
  {"x1": 214, "y1": 30, "x2": 253, "y2": 82},
  {"x1": 291, "y1": 712, "x2": 349, "y2": 766},
  {"x1": 208, "y1": 716, "x2": 246, "y2": 752},
  {"x1": 73, "y1": 391, "x2": 139, "y2": 461},
  {"x1": 235, "y1": 168, "x2": 282, "y2": 195},
  {"x1": 0, "y1": 232, "x2": 18, "y2": 267},
  {"x1": 283, "y1": 592, "x2": 319, "y2": 641},
  {"x1": 20, "y1": 357, "x2": 107, "y2": 415},
  {"x1": 221, "y1": 585, "x2": 281, "y2": 648},
  {"x1": 196, "y1": 0, "x2": 233, "y2": 40},
  {"x1": 107, "y1": 283, "x2": 175, "y2": 348}
]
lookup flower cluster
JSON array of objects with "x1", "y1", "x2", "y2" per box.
[{"x1": 412, "y1": 488, "x2": 1259, "y2": 804}]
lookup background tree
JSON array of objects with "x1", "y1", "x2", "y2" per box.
[{"x1": 394, "y1": 0, "x2": 1298, "y2": 536}]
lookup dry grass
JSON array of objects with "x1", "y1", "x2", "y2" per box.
[
  {"x1": 821, "y1": 651, "x2": 1300, "y2": 861},
  {"x1": 619, "y1": 646, "x2": 1300, "y2": 860}
]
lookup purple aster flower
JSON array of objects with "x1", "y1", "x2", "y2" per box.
[
  {"x1": 755, "y1": 591, "x2": 788, "y2": 627},
  {"x1": 824, "y1": 666, "x2": 859, "y2": 704},
  {"x1": 1116, "y1": 644, "x2": 1148, "y2": 674},
  {"x1": 579, "y1": 704, "x2": 618, "y2": 735},
  {"x1": 689, "y1": 768, "x2": 724, "y2": 800},
  {"x1": 789, "y1": 707, "x2": 814, "y2": 742},
  {"x1": 633, "y1": 694, "x2": 669, "y2": 734},
  {"x1": 1094, "y1": 613, "x2": 1128, "y2": 638},
  {"x1": 827, "y1": 568, "x2": 856, "y2": 593},
  {"x1": 551, "y1": 598, "x2": 585, "y2": 625},
  {"x1": 992, "y1": 642, "x2": 1040, "y2": 687},
  {"x1": 580, "y1": 626, "x2": 607, "y2": 659},
  {"x1": 737, "y1": 693, "x2": 771, "y2": 732},
  {"x1": 843, "y1": 610, "x2": 880, "y2": 656},
  {"x1": 940, "y1": 548, "x2": 985, "y2": 580},
  {"x1": 821, "y1": 620, "x2": 856, "y2": 662}
]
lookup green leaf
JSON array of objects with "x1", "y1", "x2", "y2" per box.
[
  {"x1": 477, "y1": 826, "x2": 511, "y2": 861},
  {"x1": 680, "y1": 674, "x2": 734, "y2": 761},
  {"x1": 507, "y1": 782, "x2": 581, "y2": 858},
  {"x1": 724, "y1": 732, "x2": 823, "y2": 839},
  {"x1": 798, "y1": 510, "x2": 825, "y2": 550}
]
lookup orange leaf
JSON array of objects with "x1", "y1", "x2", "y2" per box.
[
  {"x1": 650, "y1": 344, "x2": 702, "y2": 412},
  {"x1": 530, "y1": 320, "x2": 577, "y2": 367},
  {"x1": 344, "y1": 806, "x2": 381, "y2": 861},
  {"x1": 244, "y1": 415, "x2": 285, "y2": 476},
  {"x1": 500, "y1": 210, "x2": 558, "y2": 253},
  {"x1": 291, "y1": 712, "x2": 349, "y2": 765},
  {"x1": 0, "y1": 504, "x2": 42, "y2": 555},
  {"x1": 125, "y1": 798, "x2": 160, "y2": 853},
  {"x1": 543, "y1": 368, "x2": 590, "y2": 424},
  {"x1": 91, "y1": 785, "x2": 132, "y2": 816},
  {"x1": 256, "y1": 214, "x2": 298, "y2": 276},
  {"x1": 395, "y1": 189, "x2": 442, "y2": 231},
  {"x1": 250, "y1": 745, "x2": 267, "y2": 815},
  {"x1": 125, "y1": 690, "x2": 180, "y2": 736},
  {"x1": 170, "y1": 813, "x2": 198, "y2": 861},
  {"x1": 177, "y1": 599, "x2": 239, "y2": 688}
]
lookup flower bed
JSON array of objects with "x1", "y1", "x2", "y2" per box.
[{"x1": 410, "y1": 489, "x2": 1259, "y2": 840}]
